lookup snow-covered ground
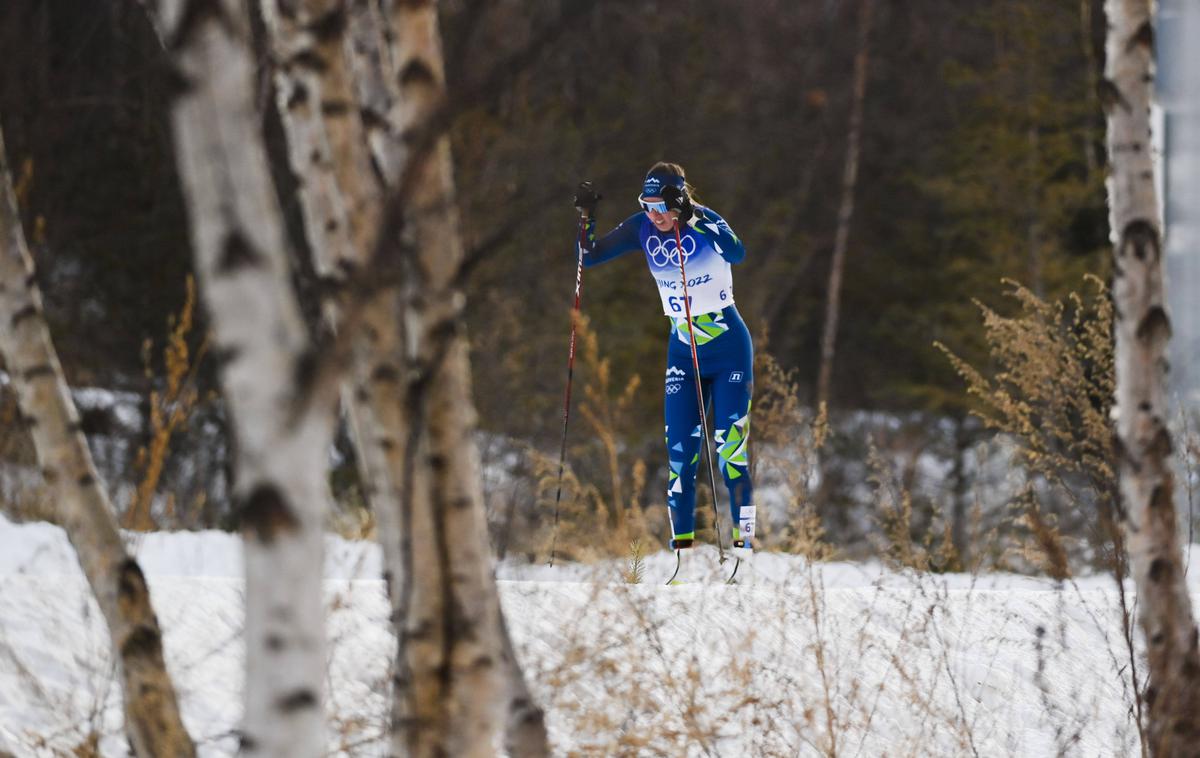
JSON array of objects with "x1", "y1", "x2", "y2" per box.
[{"x1": 1, "y1": 513, "x2": 1188, "y2": 756}]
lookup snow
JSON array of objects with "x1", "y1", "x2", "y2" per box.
[{"x1": 1, "y1": 512, "x2": 1191, "y2": 756}]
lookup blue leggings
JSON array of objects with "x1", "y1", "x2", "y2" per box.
[{"x1": 663, "y1": 305, "x2": 755, "y2": 545}]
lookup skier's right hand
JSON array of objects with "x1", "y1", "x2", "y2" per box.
[{"x1": 574, "y1": 181, "x2": 602, "y2": 214}]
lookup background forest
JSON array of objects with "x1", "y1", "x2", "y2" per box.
[
  {"x1": 7, "y1": 0, "x2": 1200, "y2": 755},
  {"x1": 0, "y1": 0, "x2": 1113, "y2": 563}
]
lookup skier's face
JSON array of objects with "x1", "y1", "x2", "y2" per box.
[{"x1": 641, "y1": 198, "x2": 677, "y2": 232}]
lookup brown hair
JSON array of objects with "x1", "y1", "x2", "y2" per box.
[{"x1": 647, "y1": 161, "x2": 701, "y2": 204}]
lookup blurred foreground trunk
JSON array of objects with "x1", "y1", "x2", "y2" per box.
[
  {"x1": 0, "y1": 126, "x2": 194, "y2": 757},
  {"x1": 257, "y1": 0, "x2": 547, "y2": 753},
  {"x1": 257, "y1": 0, "x2": 417, "y2": 624},
  {"x1": 380, "y1": 1, "x2": 546, "y2": 755},
  {"x1": 1103, "y1": 0, "x2": 1200, "y2": 753},
  {"x1": 144, "y1": 1, "x2": 338, "y2": 754}
]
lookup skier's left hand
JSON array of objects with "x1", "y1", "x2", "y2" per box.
[{"x1": 661, "y1": 185, "x2": 700, "y2": 228}]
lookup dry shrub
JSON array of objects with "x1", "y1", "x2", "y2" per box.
[
  {"x1": 624, "y1": 539, "x2": 647, "y2": 584},
  {"x1": 751, "y1": 336, "x2": 833, "y2": 560},
  {"x1": 124, "y1": 274, "x2": 209, "y2": 531},
  {"x1": 530, "y1": 315, "x2": 664, "y2": 563},
  {"x1": 1010, "y1": 486, "x2": 1071, "y2": 580},
  {"x1": 532, "y1": 581, "x2": 771, "y2": 755},
  {"x1": 934, "y1": 276, "x2": 1146, "y2": 744},
  {"x1": 525, "y1": 321, "x2": 839, "y2": 565},
  {"x1": 867, "y1": 439, "x2": 961, "y2": 573},
  {"x1": 937, "y1": 276, "x2": 1114, "y2": 573},
  {"x1": 328, "y1": 502, "x2": 377, "y2": 541}
]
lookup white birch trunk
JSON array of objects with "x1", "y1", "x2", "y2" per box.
[
  {"x1": 261, "y1": 0, "x2": 383, "y2": 266},
  {"x1": 259, "y1": 0, "x2": 358, "y2": 287},
  {"x1": 0, "y1": 127, "x2": 195, "y2": 757},
  {"x1": 347, "y1": 0, "x2": 404, "y2": 184},
  {"x1": 1104, "y1": 0, "x2": 1200, "y2": 752},
  {"x1": 258, "y1": 0, "x2": 547, "y2": 751},
  {"x1": 144, "y1": 1, "x2": 336, "y2": 754},
  {"x1": 383, "y1": 1, "x2": 541, "y2": 754},
  {"x1": 258, "y1": 0, "x2": 418, "y2": 635}
]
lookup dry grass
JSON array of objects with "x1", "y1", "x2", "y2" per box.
[
  {"x1": 0, "y1": 586, "x2": 121, "y2": 757},
  {"x1": 124, "y1": 276, "x2": 209, "y2": 531},
  {"x1": 328, "y1": 500, "x2": 377, "y2": 541},
  {"x1": 497, "y1": 552, "x2": 1144, "y2": 757},
  {"x1": 867, "y1": 438, "x2": 960, "y2": 574},
  {"x1": 751, "y1": 338, "x2": 834, "y2": 561},
  {"x1": 624, "y1": 539, "x2": 647, "y2": 584},
  {"x1": 481, "y1": 276, "x2": 1146, "y2": 757},
  {"x1": 1, "y1": 274, "x2": 1163, "y2": 756},
  {"x1": 937, "y1": 275, "x2": 1114, "y2": 572},
  {"x1": 529, "y1": 316, "x2": 664, "y2": 564}
]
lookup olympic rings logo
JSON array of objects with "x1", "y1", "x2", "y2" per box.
[{"x1": 646, "y1": 234, "x2": 697, "y2": 267}]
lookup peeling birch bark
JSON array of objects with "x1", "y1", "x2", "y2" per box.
[
  {"x1": 259, "y1": 0, "x2": 547, "y2": 751},
  {"x1": 346, "y1": 0, "x2": 404, "y2": 184},
  {"x1": 259, "y1": 0, "x2": 419, "y2": 661},
  {"x1": 1104, "y1": 0, "x2": 1200, "y2": 752},
  {"x1": 0, "y1": 127, "x2": 195, "y2": 757},
  {"x1": 261, "y1": 0, "x2": 382, "y2": 269},
  {"x1": 259, "y1": 0, "x2": 358, "y2": 288},
  {"x1": 143, "y1": 1, "x2": 337, "y2": 754},
  {"x1": 382, "y1": 1, "x2": 544, "y2": 755}
]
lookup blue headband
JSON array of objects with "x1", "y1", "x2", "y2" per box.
[{"x1": 640, "y1": 171, "x2": 685, "y2": 199}]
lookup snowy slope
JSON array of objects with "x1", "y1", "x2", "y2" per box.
[{"x1": 0, "y1": 513, "x2": 1187, "y2": 756}]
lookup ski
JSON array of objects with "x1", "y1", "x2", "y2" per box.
[
  {"x1": 664, "y1": 550, "x2": 683, "y2": 585},
  {"x1": 724, "y1": 557, "x2": 742, "y2": 584},
  {"x1": 663, "y1": 547, "x2": 744, "y2": 585}
]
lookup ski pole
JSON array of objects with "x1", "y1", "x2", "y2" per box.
[
  {"x1": 673, "y1": 219, "x2": 727, "y2": 563},
  {"x1": 548, "y1": 211, "x2": 589, "y2": 567}
]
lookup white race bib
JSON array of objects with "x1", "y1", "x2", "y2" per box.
[{"x1": 642, "y1": 227, "x2": 735, "y2": 317}]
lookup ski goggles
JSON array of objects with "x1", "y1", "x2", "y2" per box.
[{"x1": 638, "y1": 197, "x2": 669, "y2": 214}]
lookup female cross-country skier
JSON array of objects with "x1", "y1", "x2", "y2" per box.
[{"x1": 573, "y1": 162, "x2": 755, "y2": 570}]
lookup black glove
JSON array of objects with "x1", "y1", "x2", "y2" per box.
[
  {"x1": 574, "y1": 181, "x2": 602, "y2": 214},
  {"x1": 660, "y1": 184, "x2": 698, "y2": 226}
]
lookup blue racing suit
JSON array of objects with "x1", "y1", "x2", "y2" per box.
[{"x1": 582, "y1": 207, "x2": 756, "y2": 546}]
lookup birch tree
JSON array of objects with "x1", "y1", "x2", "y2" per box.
[
  {"x1": 143, "y1": 1, "x2": 339, "y2": 753},
  {"x1": 258, "y1": 0, "x2": 547, "y2": 752},
  {"x1": 1104, "y1": 0, "x2": 1200, "y2": 752},
  {"x1": 380, "y1": 2, "x2": 538, "y2": 754},
  {"x1": 257, "y1": 0, "x2": 418, "y2": 604},
  {"x1": 256, "y1": 0, "x2": 414, "y2": 614},
  {"x1": 0, "y1": 126, "x2": 195, "y2": 757}
]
